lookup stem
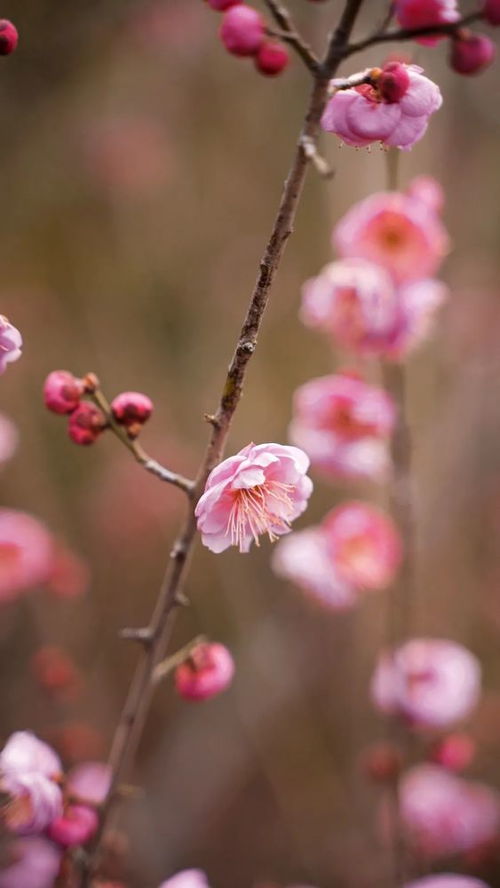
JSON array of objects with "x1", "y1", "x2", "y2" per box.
[
  {"x1": 82, "y1": 2, "x2": 367, "y2": 882},
  {"x1": 262, "y1": 0, "x2": 320, "y2": 73},
  {"x1": 346, "y1": 11, "x2": 483, "y2": 55}
]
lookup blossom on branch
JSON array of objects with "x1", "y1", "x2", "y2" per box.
[
  {"x1": 321, "y1": 62, "x2": 442, "y2": 150},
  {"x1": 195, "y1": 443, "x2": 313, "y2": 553},
  {"x1": 0, "y1": 316, "x2": 22, "y2": 375},
  {"x1": 394, "y1": 0, "x2": 460, "y2": 45}
]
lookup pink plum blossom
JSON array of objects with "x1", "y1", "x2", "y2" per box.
[
  {"x1": 0, "y1": 771, "x2": 62, "y2": 834},
  {"x1": 0, "y1": 511, "x2": 53, "y2": 601},
  {"x1": 370, "y1": 639, "x2": 481, "y2": 729},
  {"x1": 394, "y1": 0, "x2": 460, "y2": 45},
  {"x1": 406, "y1": 879, "x2": 491, "y2": 888},
  {"x1": 300, "y1": 259, "x2": 447, "y2": 358},
  {"x1": 48, "y1": 803, "x2": 98, "y2": 847},
  {"x1": 321, "y1": 63, "x2": 442, "y2": 150},
  {"x1": 289, "y1": 373, "x2": 396, "y2": 481},
  {"x1": 159, "y1": 873, "x2": 210, "y2": 888},
  {"x1": 399, "y1": 765, "x2": 500, "y2": 858},
  {"x1": 333, "y1": 189, "x2": 450, "y2": 284},
  {"x1": 0, "y1": 414, "x2": 17, "y2": 465},
  {"x1": 175, "y1": 642, "x2": 235, "y2": 701},
  {"x1": 0, "y1": 316, "x2": 22, "y2": 374},
  {"x1": 405, "y1": 175, "x2": 445, "y2": 213},
  {"x1": 0, "y1": 837, "x2": 62, "y2": 888},
  {"x1": 272, "y1": 525, "x2": 358, "y2": 610},
  {"x1": 195, "y1": 443, "x2": 313, "y2": 553},
  {"x1": 66, "y1": 761, "x2": 111, "y2": 806},
  {"x1": 323, "y1": 502, "x2": 402, "y2": 590},
  {"x1": 0, "y1": 732, "x2": 62, "y2": 781}
]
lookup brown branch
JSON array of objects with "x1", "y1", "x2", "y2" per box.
[
  {"x1": 346, "y1": 10, "x2": 483, "y2": 55},
  {"x1": 262, "y1": 0, "x2": 320, "y2": 72},
  {"x1": 81, "y1": 1, "x2": 367, "y2": 883}
]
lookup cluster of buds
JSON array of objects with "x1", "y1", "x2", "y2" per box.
[
  {"x1": 393, "y1": 0, "x2": 498, "y2": 76},
  {"x1": 204, "y1": 1, "x2": 289, "y2": 76},
  {"x1": 43, "y1": 371, "x2": 153, "y2": 445}
]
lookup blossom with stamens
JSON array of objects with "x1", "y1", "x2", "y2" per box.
[
  {"x1": 289, "y1": 373, "x2": 396, "y2": 481},
  {"x1": 159, "y1": 873, "x2": 210, "y2": 888},
  {"x1": 399, "y1": 765, "x2": 500, "y2": 859},
  {"x1": 370, "y1": 639, "x2": 481, "y2": 729},
  {"x1": 394, "y1": 0, "x2": 460, "y2": 45},
  {"x1": 323, "y1": 502, "x2": 402, "y2": 590},
  {"x1": 333, "y1": 188, "x2": 450, "y2": 284},
  {"x1": 0, "y1": 316, "x2": 22, "y2": 374},
  {"x1": 195, "y1": 443, "x2": 313, "y2": 553},
  {"x1": 322, "y1": 62, "x2": 442, "y2": 150}
]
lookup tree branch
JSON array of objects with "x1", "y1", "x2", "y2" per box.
[
  {"x1": 262, "y1": 0, "x2": 320, "y2": 73},
  {"x1": 346, "y1": 10, "x2": 483, "y2": 55}
]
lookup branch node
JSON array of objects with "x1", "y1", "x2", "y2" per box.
[
  {"x1": 204, "y1": 413, "x2": 221, "y2": 429},
  {"x1": 300, "y1": 136, "x2": 335, "y2": 179},
  {"x1": 119, "y1": 627, "x2": 153, "y2": 647}
]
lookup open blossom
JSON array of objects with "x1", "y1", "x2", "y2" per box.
[
  {"x1": 0, "y1": 316, "x2": 22, "y2": 374},
  {"x1": 0, "y1": 511, "x2": 53, "y2": 601},
  {"x1": 289, "y1": 373, "x2": 396, "y2": 481},
  {"x1": 272, "y1": 526, "x2": 358, "y2": 610},
  {"x1": 0, "y1": 733, "x2": 63, "y2": 836},
  {"x1": 195, "y1": 443, "x2": 313, "y2": 553},
  {"x1": 399, "y1": 765, "x2": 500, "y2": 859},
  {"x1": 406, "y1": 878, "x2": 491, "y2": 888},
  {"x1": 0, "y1": 837, "x2": 62, "y2": 888},
  {"x1": 333, "y1": 189, "x2": 450, "y2": 284},
  {"x1": 370, "y1": 639, "x2": 481, "y2": 729},
  {"x1": 301, "y1": 259, "x2": 447, "y2": 358},
  {"x1": 0, "y1": 733, "x2": 62, "y2": 781},
  {"x1": 394, "y1": 0, "x2": 460, "y2": 45},
  {"x1": 322, "y1": 63, "x2": 442, "y2": 150},
  {"x1": 159, "y1": 873, "x2": 210, "y2": 888},
  {"x1": 323, "y1": 502, "x2": 402, "y2": 590}
]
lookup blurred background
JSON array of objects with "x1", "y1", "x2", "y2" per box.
[{"x1": 1, "y1": 1, "x2": 500, "y2": 885}]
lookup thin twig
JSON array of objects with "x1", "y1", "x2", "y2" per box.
[
  {"x1": 262, "y1": 0, "x2": 320, "y2": 73},
  {"x1": 81, "y1": 1, "x2": 368, "y2": 883},
  {"x1": 346, "y1": 11, "x2": 483, "y2": 56}
]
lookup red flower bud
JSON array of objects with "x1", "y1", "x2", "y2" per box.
[
  {"x1": 68, "y1": 403, "x2": 107, "y2": 445},
  {"x1": 255, "y1": 41, "x2": 290, "y2": 76},
  {"x1": 220, "y1": 5, "x2": 264, "y2": 57},
  {"x1": 175, "y1": 642, "x2": 234, "y2": 701},
  {"x1": 44, "y1": 371, "x2": 84, "y2": 415},
  {"x1": 0, "y1": 20, "x2": 18, "y2": 56},
  {"x1": 450, "y1": 31, "x2": 496, "y2": 75}
]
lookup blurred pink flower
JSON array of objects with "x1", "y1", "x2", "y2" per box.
[
  {"x1": 0, "y1": 414, "x2": 17, "y2": 465},
  {"x1": 48, "y1": 803, "x2": 98, "y2": 847},
  {"x1": 322, "y1": 63, "x2": 442, "y2": 149},
  {"x1": 394, "y1": 0, "x2": 460, "y2": 45},
  {"x1": 289, "y1": 373, "x2": 396, "y2": 481},
  {"x1": 175, "y1": 642, "x2": 235, "y2": 701},
  {"x1": 0, "y1": 511, "x2": 53, "y2": 601},
  {"x1": 159, "y1": 873, "x2": 210, "y2": 888},
  {"x1": 300, "y1": 259, "x2": 447, "y2": 358},
  {"x1": 323, "y1": 502, "x2": 402, "y2": 590},
  {"x1": 66, "y1": 761, "x2": 111, "y2": 806},
  {"x1": 1, "y1": 771, "x2": 62, "y2": 834},
  {"x1": 399, "y1": 765, "x2": 500, "y2": 858},
  {"x1": 0, "y1": 316, "x2": 22, "y2": 374},
  {"x1": 46, "y1": 544, "x2": 90, "y2": 600},
  {"x1": 333, "y1": 189, "x2": 450, "y2": 284},
  {"x1": 371, "y1": 639, "x2": 481, "y2": 729},
  {"x1": 0, "y1": 837, "x2": 62, "y2": 888},
  {"x1": 195, "y1": 443, "x2": 313, "y2": 553},
  {"x1": 406, "y1": 878, "x2": 491, "y2": 888},
  {"x1": 405, "y1": 174, "x2": 445, "y2": 212},
  {"x1": 272, "y1": 526, "x2": 358, "y2": 610},
  {"x1": 0, "y1": 732, "x2": 62, "y2": 781}
]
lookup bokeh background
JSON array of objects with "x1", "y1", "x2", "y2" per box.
[{"x1": 1, "y1": 1, "x2": 500, "y2": 885}]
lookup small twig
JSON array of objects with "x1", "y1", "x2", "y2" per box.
[
  {"x1": 89, "y1": 387, "x2": 195, "y2": 496},
  {"x1": 346, "y1": 11, "x2": 483, "y2": 55},
  {"x1": 262, "y1": 0, "x2": 320, "y2": 72},
  {"x1": 153, "y1": 634, "x2": 207, "y2": 684},
  {"x1": 119, "y1": 627, "x2": 153, "y2": 647},
  {"x1": 300, "y1": 136, "x2": 334, "y2": 179}
]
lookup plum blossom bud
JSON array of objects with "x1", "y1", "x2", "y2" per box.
[
  {"x1": 220, "y1": 5, "x2": 265, "y2": 56},
  {"x1": 378, "y1": 61, "x2": 411, "y2": 102},
  {"x1": 371, "y1": 639, "x2": 481, "y2": 729},
  {"x1": 0, "y1": 20, "x2": 18, "y2": 56},
  {"x1": 195, "y1": 443, "x2": 312, "y2": 553},
  {"x1": 48, "y1": 804, "x2": 98, "y2": 847},
  {"x1": 430, "y1": 734, "x2": 476, "y2": 772},
  {"x1": 43, "y1": 371, "x2": 84, "y2": 415},
  {"x1": 483, "y1": 0, "x2": 500, "y2": 25},
  {"x1": 0, "y1": 316, "x2": 22, "y2": 374},
  {"x1": 289, "y1": 373, "x2": 396, "y2": 482},
  {"x1": 1, "y1": 771, "x2": 63, "y2": 834},
  {"x1": 175, "y1": 642, "x2": 234, "y2": 701},
  {"x1": 449, "y1": 32, "x2": 496, "y2": 75},
  {"x1": 159, "y1": 873, "x2": 210, "y2": 888},
  {"x1": 399, "y1": 765, "x2": 500, "y2": 858},
  {"x1": 255, "y1": 42, "x2": 290, "y2": 76},
  {"x1": 68, "y1": 403, "x2": 107, "y2": 445},
  {"x1": 31, "y1": 647, "x2": 82, "y2": 700},
  {"x1": 110, "y1": 391, "x2": 153, "y2": 437},
  {"x1": 394, "y1": 0, "x2": 460, "y2": 45},
  {"x1": 0, "y1": 511, "x2": 53, "y2": 601},
  {"x1": 66, "y1": 761, "x2": 111, "y2": 806},
  {"x1": 0, "y1": 837, "x2": 62, "y2": 888},
  {"x1": 406, "y1": 878, "x2": 491, "y2": 888},
  {"x1": 323, "y1": 502, "x2": 402, "y2": 590},
  {"x1": 207, "y1": 0, "x2": 238, "y2": 9}
]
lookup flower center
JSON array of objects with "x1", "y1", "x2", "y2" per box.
[{"x1": 227, "y1": 481, "x2": 294, "y2": 551}]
